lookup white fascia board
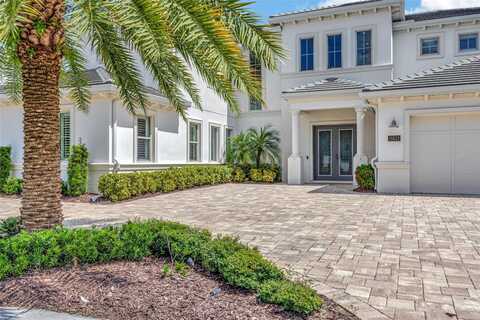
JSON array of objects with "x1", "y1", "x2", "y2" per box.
[
  {"x1": 283, "y1": 89, "x2": 363, "y2": 100},
  {"x1": 394, "y1": 14, "x2": 480, "y2": 31},
  {"x1": 360, "y1": 84, "x2": 480, "y2": 98},
  {"x1": 269, "y1": 0, "x2": 402, "y2": 25}
]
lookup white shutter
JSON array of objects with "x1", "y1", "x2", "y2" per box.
[{"x1": 60, "y1": 112, "x2": 71, "y2": 160}]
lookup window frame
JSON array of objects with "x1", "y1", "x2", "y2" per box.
[
  {"x1": 135, "y1": 115, "x2": 153, "y2": 162},
  {"x1": 209, "y1": 123, "x2": 222, "y2": 162},
  {"x1": 60, "y1": 111, "x2": 71, "y2": 161},
  {"x1": 417, "y1": 34, "x2": 443, "y2": 59},
  {"x1": 249, "y1": 52, "x2": 263, "y2": 111},
  {"x1": 299, "y1": 37, "x2": 315, "y2": 72},
  {"x1": 459, "y1": 32, "x2": 479, "y2": 52},
  {"x1": 327, "y1": 33, "x2": 343, "y2": 69},
  {"x1": 187, "y1": 120, "x2": 202, "y2": 162},
  {"x1": 356, "y1": 30, "x2": 372, "y2": 66}
]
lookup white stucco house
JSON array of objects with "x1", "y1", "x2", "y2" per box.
[
  {"x1": 234, "y1": 0, "x2": 480, "y2": 195},
  {"x1": 1, "y1": 0, "x2": 480, "y2": 195}
]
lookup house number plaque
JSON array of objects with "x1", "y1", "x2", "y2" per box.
[{"x1": 388, "y1": 135, "x2": 401, "y2": 142}]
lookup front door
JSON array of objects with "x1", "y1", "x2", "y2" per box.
[{"x1": 313, "y1": 125, "x2": 356, "y2": 181}]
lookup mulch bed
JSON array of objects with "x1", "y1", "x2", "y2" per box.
[{"x1": 0, "y1": 258, "x2": 359, "y2": 320}]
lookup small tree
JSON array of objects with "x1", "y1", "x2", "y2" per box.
[
  {"x1": 0, "y1": 147, "x2": 12, "y2": 189},
  {"x1": 247, "y1": 126, "x2": 280, "y2": 168},
  {"x1": 229, "y1": 133, "x2": 253, "y2": 166},
  {"x1": 66, "y1": 145, "x2": 89, "y2": 196}
]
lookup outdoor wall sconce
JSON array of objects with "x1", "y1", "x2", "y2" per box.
[{"x1": 389, "y1": 118, "x2": 399, "y2": 128}]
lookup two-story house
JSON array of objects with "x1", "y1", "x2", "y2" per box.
[{"x1": 235, "y1": 0, "x2": 480, "y2": 195}]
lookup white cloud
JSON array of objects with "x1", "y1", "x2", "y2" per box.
[{"x1": 419, "y1": 0, "x2": 480, "y2": 11}]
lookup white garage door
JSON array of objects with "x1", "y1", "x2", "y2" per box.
[{"x1": 411, "y1": 113, "x2": 480, "y2": 195}]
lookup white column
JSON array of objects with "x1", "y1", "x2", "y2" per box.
[
  {"x1": 354, "y1": 106, "x2": 368, "y2": 186},
  {"x1": 288, "y1": 110, "x2": 302, "y2": 185}
]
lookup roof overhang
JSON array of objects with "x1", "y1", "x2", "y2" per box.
[
  {"x1": 393, "y1": 13, "x2": 480, "y2": 32},
  {"x1": 269, "y1": 0, "x2": 404, "y2": 26},
  {"x1": 361, "y1": 84, "x2": 480, "y2": 98}
]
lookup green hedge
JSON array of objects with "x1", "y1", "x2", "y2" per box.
[
  {"x1": 355, "y1": 164, "x2": 375, "y2": 191},
  {"x1": 0, "y1": 146, "x2": 12, "y2": 189},
  {"x1": 2, "y1": 177, "x2": 22, "y2": 195},
  {"x1": 65, "y1": 145, "x2": 89, "y2": 197},
  {"x1": 98, "y1": 166, "x2": 233, "y2": 202},
  {"x1": 231, "y1": 164, "x2": 281, "y2": 183},
  {"x1": 0, "y1": 220, "x2": 322, "y2": 315}
]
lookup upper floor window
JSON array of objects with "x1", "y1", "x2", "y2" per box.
[
  {"x1": 356, "y1": 30, "x2": 372, "y2": 66},
  {"x1": 137, "y1": 116, "x2": 152, "y2": 161},
  {"x1": 188, "y1": 121, "x2": 201, "y2": 162},
  {"x1": 300, "y1": 38, "x2": 314, "y2": 71},
  {"x1": 60, "y1": 112, "x2": 71, "y2": 160},
  {"x1": 459, "y1": 33, "x2": 478, "y2": 52},
  {"x1": 209, "y1": 125, "x2": 221, "y2": 162},
  {"x1": 421, "y1": 37, "x2": 439, "y2": 56},
  {"x1": 328, "y1": 34, "x2": 342, "y2": 69},
  {"x1": 249, "y1": 53, "x2": 263, "y2": 111}
]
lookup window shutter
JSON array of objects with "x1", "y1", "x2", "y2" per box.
[{"x1": 60, "y1": 112, "x2": 71, "y2": 160}]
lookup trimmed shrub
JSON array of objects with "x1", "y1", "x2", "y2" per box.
[
  {"x1": 0, "y1": 146, "x2": 12, "y2": 189},
  {"x1": 220, "y1": 249, "x2": 284, "y2": 290},
  {"x1": 98, "y1": 166, "x2": 233, "y2": 202},
  {"x1": 66, "y1": 145, "x2": 89, "y2": 196},
  {"x1": 250, "y1": 168, "x2": 277, "y2": 183},
  {"x1": 0, "y1": 220, "x2": 322, "y2": 315},
  {"x1": 355, "y1": 164, "x2": 375, "y2": 191},
  {"x1": 0, "y1": 217, "x2": 22, "y2": 239},
  {"x1": 231, "y1": 167, "x2": 246, "y2": 183},
  {"x1": 2, "y1": 178, "x2": 22, "y2": 195},
  {"x1": 258, "y1": 280, "x2": 323, "y2": 315}
]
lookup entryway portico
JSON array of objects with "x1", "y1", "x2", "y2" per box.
[{"x1": 283, "y1": 78, "x2": 376, "y2": 186}]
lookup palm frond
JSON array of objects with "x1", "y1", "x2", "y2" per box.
[
  {"x1": 0, "y1": 45, "x2": 22, "y2": 103},
  {"x1": 72, "y1": 0, "x2": 150, "y2": 113},
  {"x1": 61, "y1": 29, "x2": 91, "y2": 111}
]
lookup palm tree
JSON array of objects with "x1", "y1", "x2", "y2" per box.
[
  {"x1": 0, "y1": 0, "x2": 284, "y2": 230},
  {"x1": 247, "y1": 125, "x2": 280, "y2": 169},
  {"x1": 228, "y1": 132, "x2": 252, "y2": 166}
]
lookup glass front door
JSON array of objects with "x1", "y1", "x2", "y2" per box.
[{"x1": 313, "y1": 125, "x2": 356, "y2": 181}]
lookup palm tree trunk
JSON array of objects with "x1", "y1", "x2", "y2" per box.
[
  {"x1": 20, "y1": 50, "x2": 63, "y2": 231},
  {"x1": 17, "y1": 1, "x2": 65, "y2": 231}
]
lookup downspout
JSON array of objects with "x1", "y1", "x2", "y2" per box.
[
  {"x1": 110, "y1": 99, "x2": 118, "y2": 172},
  {"x1": 370, "y1": 103, "x2": 379, "y2": 192}
]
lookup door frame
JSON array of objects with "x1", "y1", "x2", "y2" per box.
[{"x1": 313, "y1": 124, "x2": 357, "y2": 182}]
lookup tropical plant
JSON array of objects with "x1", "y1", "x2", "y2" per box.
[
  {"x1": 0, "y1": 0, "x2": 284, "y2": 230},
  {"x1": 228, "y1": 132, "x2": 253, "y2": 166},
  {"x1": 0, "y1": 146, "x2": 12, "y2": 189},
  {"x1": 247, "y1": 126, "x2": 280, "y2": 168},
  {"x1": 65, "y1": 144, "x2": 88, "y2": 196}
]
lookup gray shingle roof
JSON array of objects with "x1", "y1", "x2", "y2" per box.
[
  {"x1": 270, "y1": 0, "x2": 382, "y2": 19},
  {"x1": 1, "y1": 67, "x2": 164, "y2": 97},
  {"x1": 364, "y1": 56, "x2": 480, "y2": 92},
  {"x1": 284, "y1": 77, "x2": 367, "y2": 94},
  {"x1": 405, "y1": 7, "x2": 480, "y2": 22}
]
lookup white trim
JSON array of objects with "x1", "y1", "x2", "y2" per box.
[
  {"x1": 208, "y1": 122, "x2": 222, "y2": 163},
  {"x1": 417, "y1": 32, "x2": 444, "y2": 60},
  {"x1": 187, "y1": 119, "x2": 203, "y2": 163},
  {"x1": 134, "y1": 114, "x2": 154, "y2": 163},
  {"x1": 456, "y1": 30, "x2": 480, "y2": 56}
]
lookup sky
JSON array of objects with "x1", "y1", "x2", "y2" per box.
[{"x1": 249, "y1": 0, "x2": 480, "y2": 21}]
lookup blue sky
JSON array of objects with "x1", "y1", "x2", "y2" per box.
[{"x1": 248, "y1": 0, "x2": 479, "y2": 21}]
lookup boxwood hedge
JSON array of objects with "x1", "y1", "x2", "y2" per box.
[{"x1": 0, "y1": 220, "x2": 322, "y2": 315}]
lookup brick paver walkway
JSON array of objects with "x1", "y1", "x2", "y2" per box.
[{"x1": 2, "y1": 184, "x2": 480, "y2": 320}]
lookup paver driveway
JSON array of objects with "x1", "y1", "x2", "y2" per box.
[{"x1": 2, "y1": 184, "x2": 480, "y2": 320}]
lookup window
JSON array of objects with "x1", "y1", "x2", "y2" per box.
[
  {"x1": 459, "y1": 33, "x2": 478, "y2": 52},
  {"x1": 137, "y1": 116, "x2": 152, "y2": 161},
  {"x1": 210, "y1": 125, "x2": 221, "y2": 162},
  {"x1": 356, "y1": 30, "x2": 372, "y2": 66},
  {"x1": 421, "y1": 37, "x2": 439, "y2": 55},
  {"x1": 328, "y1": 34, "x2": 342, "y2": 69},
  {"x1": 300, "y1": 38, "x2": 314, "y2": 71},
  {"x1": 60, "y1": 112, "x2": 71, "y2": 160},
  {"x1": 249, "y1": 53, "x2": 263, "y2": 111},
  {"x1": 188, "y1": 122, "x2": 201, "y2": 161}
]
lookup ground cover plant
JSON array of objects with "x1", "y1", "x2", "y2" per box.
[{"x1": 0, "y1": 220, "x2": 322, "y2": 315}]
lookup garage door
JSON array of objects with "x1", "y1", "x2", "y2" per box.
[{"x1": 411, "y1": 113, "x2": 480, "y2": 195}]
